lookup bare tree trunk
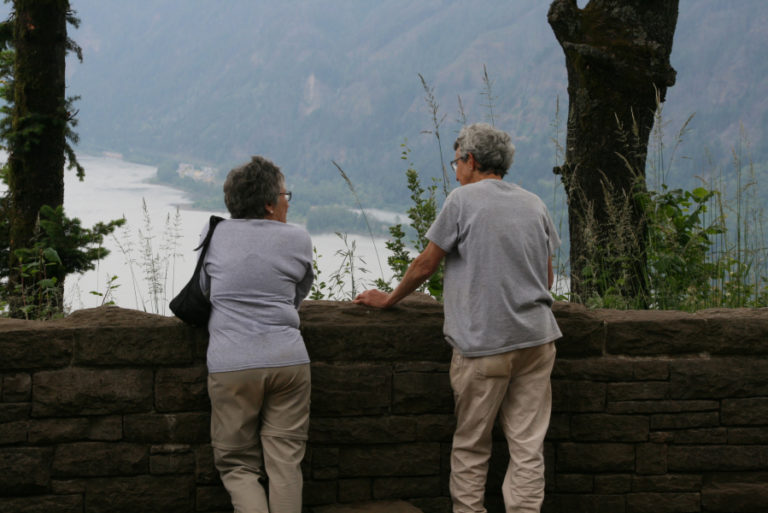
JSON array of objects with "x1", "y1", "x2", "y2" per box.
[
  {"x1": 548, "y1": 0, "x2": 678, "y2": 304},
  {"x1": 6, "y1": 0, "x2": 68, "y2": 309}
]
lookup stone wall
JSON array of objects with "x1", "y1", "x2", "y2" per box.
[{"x1": 1, "y1": 300, "x2": 767, "y2": 513}]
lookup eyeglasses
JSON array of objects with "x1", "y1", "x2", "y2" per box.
[
  {"x1": 450, "y1": 156, "x2": 468, "y2": 172},
  {"x1": 279, "y1": 191, "x2": 292, "y2": 202}
]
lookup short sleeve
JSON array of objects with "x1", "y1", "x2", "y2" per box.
[
  {"x1": 543, "y1": 207, "x2": 561, "y2": 256},
  {"x1": 426, "y1": 191, "x2": 462, "y2": 253}
]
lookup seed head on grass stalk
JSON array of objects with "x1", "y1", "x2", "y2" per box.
[
  {"x1": 418, "y1": 73, "x2": 450, "y2": 197},
  {"x1": 331, "y1": 160, "x2": 385, "y2": 282}
]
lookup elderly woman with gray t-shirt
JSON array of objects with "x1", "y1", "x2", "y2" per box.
[{"x1": 200, "y1": 156, "x2": 313, "y2": 513}]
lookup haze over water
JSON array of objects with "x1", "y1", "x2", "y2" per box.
[{"x1": 63, "y1": 154, "x2": 396, "y2": 313}]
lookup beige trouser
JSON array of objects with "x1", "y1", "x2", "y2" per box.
[
  {"x1": 207, "y1": 364, "x2": 311, "y2": 513},
  {"x1": 449, "y1": 342, "x2": 556, "y2": 513}
]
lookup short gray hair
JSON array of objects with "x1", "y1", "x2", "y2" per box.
[
  {"x1": 454, "y1": 123, "x2": 516, "y2": 178},
  {"x1": 223, "y1": 156, "x2": 284, "y2": 219}
]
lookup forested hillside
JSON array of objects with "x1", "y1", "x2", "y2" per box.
[{"x1": 4, "y1": 0, "x2": 765, "y2": 213}]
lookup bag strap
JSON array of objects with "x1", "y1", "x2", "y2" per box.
[{"x1": 193, "y1": 215, "x2": 225, "y2": 273}]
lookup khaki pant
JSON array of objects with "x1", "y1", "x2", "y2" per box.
[
  {"x1": 449, "y1": 342, "x2": 556, "y2": 513},
  {"x1": 207, "y1": 364, "x2": 311, "y2": 513}
]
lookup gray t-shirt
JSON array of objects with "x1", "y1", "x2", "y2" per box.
[
  {"x1": 199, "y1": 219, "x2": 314, "y2": 373},
  {"x1": 426, "y1": 179, "x2": 562, "y2": 356}
]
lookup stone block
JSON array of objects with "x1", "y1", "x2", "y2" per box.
[
  {"x1": 27, "y1": 415, "x2": 122, "y2": 444},
  {"x1": 670, "y1": 358, "x2": 768, "y2": 399},
  {"x1": 551, "y1": 303, "x2": 605, "y2": 357},
  {"x1": 594, "y1": 474, "x2": 631, "y2": 494},
  {"x1": 0, "y1": 494, "x2": 82, "y2": 513},
  {"x1": 49, "y1": 479, "x2": 84, "y2": 495},
  {"x1": 123, "y1": 412, "x2": 210, "y2": 443},
  {"x1": 552, "y1": 358, "x2": 633, "y2": 381},
  {"x1": 653, "y1": 428, "x2": 727, "y2": 445},
  {"x1": 632, "y1": 474, "x2": 702, "y2": 492},
  {"x1": 155, "y1": 365, "x2": 209, "y2": 412},
  {"x1": 550, "y1": 493, "x2": 626, "y2": 513},
  {"x1": 338, "y1": 478, "x2": 372, "y2": 503},
  {"x1": 0, "y1": 420, "x2": 27, "y2": 444},
  {"x1": 195, "y1": 445, "x2": 220, "y2": 484},
  {"x1": 636, "y1": 443, "x2": 667, "y2": 475},
  {"x1": 555, "y1": 473, "x2": 594, "y2": 492},
  {"x1": 83, "y1": 475, "x2": 193, "y2": 513},
  {"x1": 311, "y1": 362, "x2": 392, "y2": 416},
  {"x1": 607, "y1": 399, "x2": 718, "y2": 414},
  {"x1": 311, "y1": 416, "x2": 416, "y2": 444},
  {"x1": 650, "y1": 411, "x2": 719, "y2": 430},
  {"x1": 0, "y1": 447, "x2": 53, "y2": 495},
  {"x1": 300, "y1": 301, "x2": 447, "y2": 363},
  {"x1": 87, "y1": 415, "x2": 123, "y2": 441},
  {"x1": 2, "y1": 373, "x2": 31, "y2": 401},
  {"x1": 0, "y1": 329, "x2": 73, "y2": 370},
  {"x1": 721, "y1": 397, "x2": 768, "y2": 425},
  {"x1": 603, "y1": 310, "x2": 709, "y2": 356},
  {"x1": 729, "y1": 427, "x2": 768, "y2": 444},
  {"x1": 52, "y1": 442, "x2": 148, "y2": 477},
  {"x1": 632, "y1": 360, "x2": 669, "y2": 380},
  {"x1": 668, "y1": 445, "x2": 768, "y2": 472},
  {"x1": 195, "y1": 485, "x2": 231, "y2": 511},
  {"x1": 607, "y1": 382, "x2": 669, "y2": 401},
  {"x1": 415, "y1": 414, "x2": 455, "y2": 442},
  {"x1": 310, "y1": 446, "x2": 340, "y2": 469},
  {"x1": 551, "y1": 380, "x2": 606, "y2": 412},
  {"x1": 312, "y1": 500, "x2": 424, "y2": 513},
  {"x1": 304, "y1": 478, "x2": 338, "y2": 506},
  {"x1": 372, "y1": 476, "x2": 441, "y2": 499},
  {"x1": 556, "y1": 443, "x2": 634, "y2": 473},
  {"x1": 693, "y1": 308, "x2": 768, "y2": 355},
  {"x1": 27, "y1": 418, "x2": 88, "y2": 444},
  {"x1": 150, "y1": 444, "x2": 195, "y2": 474},
  {"x1": 701, "y1": 473, "x2": 768, "y2": 513},
  {"x1": 546, "y1": 413, "x2": 570, "y2": 440},
  {"x1": 626, "y1": 492, "x2": 699, "y2": 513},
  {"x1": 570, "y1": 414, "x2": 648, "y2": 442},
  {"x1": 32, "y1": 368, "x2": 153, "y2": 416},
  {"x1": 393, "y1": 372, "x2": 452, "y2": 414},
  {"x1": 0, "y1": 402, "x2": 28, "y2": 423},
  {"x1": 338, "y1": 443, "x2": 440, "y2": 477},
  {"x1": 73, "y1": 325, "x2": 194, "y2": 366}
]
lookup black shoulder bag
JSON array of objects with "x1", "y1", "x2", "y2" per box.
[{"x1": 169, "y1": 215, "x2": 225, "y2": 327}]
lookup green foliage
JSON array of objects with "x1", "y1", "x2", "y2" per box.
[
  {"x1": 11, "y1": 243, "x2": 63, "y2": 320},
  {"x1": 35, "y1": 205, "x2": 125, "y2": 279},
  {"x1": 643, "y1": 186, "x2": 723, "y2": 309},
  {"x1": 382, "y1": 144, "x2": 444, "y2": 300},
  {"x1": 1, "y1": 204, "x2": 125, "y2": 318}
]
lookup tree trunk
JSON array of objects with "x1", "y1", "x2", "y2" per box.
[
  {"x1": 6, "y1": 0, "x2": 68, "y2": 309},
  {"x1": 548, "y1": 0, "x2": 678, "y2": 304}
]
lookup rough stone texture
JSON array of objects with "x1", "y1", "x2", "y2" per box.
[
  {"x1": 1, "y1": 303, "x2": 767, "y2": 513},
  {"x1": 312, "y1": 500, "x2": 423, "y2": 513},
  {"x1": 32, "y1": 367, "x2": 153, "y2": 417}
]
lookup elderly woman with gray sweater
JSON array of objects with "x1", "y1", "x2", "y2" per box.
[{"x1": 200, "y1": 155, "x2": 314, "y2": 513}]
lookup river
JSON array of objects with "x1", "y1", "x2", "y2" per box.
[{"x1": 58, "y1": 154, "x2": 398, "y2": 314}]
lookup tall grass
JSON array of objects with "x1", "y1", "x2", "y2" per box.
[
  {"x1": 561, "y1": 99, "x2": 768, "y2": 310},
  {"x1": 111, "y1": 199, "x2": 183, "y2": 314}
]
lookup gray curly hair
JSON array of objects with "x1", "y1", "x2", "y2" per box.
[
  {"x1": 454, "y1": 123, "x2": 516, "y2": 178},
  {"x1": 223, "y1": 156, "x2": 284, "y2": 219}
]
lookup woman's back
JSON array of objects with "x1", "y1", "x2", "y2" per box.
[{"x1": 201, "y1": 219, "x2": 313, "y2": 372}]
